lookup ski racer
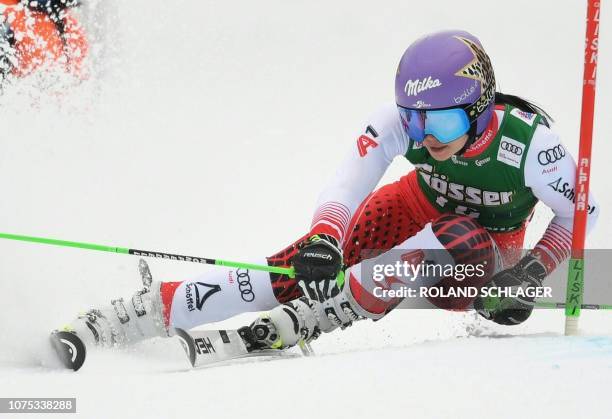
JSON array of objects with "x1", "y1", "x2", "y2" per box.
[
  {"x1": 58, "y1": 29, "x2": 599, "y2": 356},
  {"x1": 0, "y1": 0, "x2": 88, "y2": 83}
]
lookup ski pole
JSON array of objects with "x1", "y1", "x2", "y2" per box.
[
  {"x1": 0, "y1": 232, "x2": 296, "y2": 277},
  {"x1": 536, "y1": 302, "x2": 612, "y2": 310}
]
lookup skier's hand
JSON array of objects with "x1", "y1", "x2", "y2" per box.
[
  {"x1": 293, "y1": 234, "x2": 343, "y2": 302},
  {"x1": 474, "y1": 255, "x2": 547, "y2": 325}
]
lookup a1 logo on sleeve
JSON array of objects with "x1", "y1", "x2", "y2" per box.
[
  {"x1": 496, "y1": 136, "x2": 525, "y2": 168},
  {"x1": 357, "y1": 125, "x2": 379, "y2": 157}
]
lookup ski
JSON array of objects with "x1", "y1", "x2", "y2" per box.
[
  {"x1": 174, "y1": 328, "x2": 313, "y2": 368},
  {"x1": 50, "y1": 330, "x2": 87, "y2": 371}
]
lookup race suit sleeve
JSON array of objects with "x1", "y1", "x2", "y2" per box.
[
  {"x1": 524, "y1": 123, "x2": 599, "y2": 274},
  {"x1": 309, "y1": 103, "x2": 409, "y2": 245}
]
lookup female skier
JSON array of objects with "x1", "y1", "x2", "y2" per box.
[{"x1": 58, "y1": 29, "x2": 599, "y2": 358}]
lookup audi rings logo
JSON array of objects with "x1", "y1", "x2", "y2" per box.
[
  {"x1": 538, "y1": 145, "x2": 566, "y2": 165},
  {"x1": 501, "y1": 141, "x2": 523, "y2": 156},
  {"x1": 236, "y1": 268, "x2": 255, "y2": 302}
]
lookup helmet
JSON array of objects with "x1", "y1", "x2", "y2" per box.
[{"x1": 395, "y1": 30, "x2": 496, "y2": 139}]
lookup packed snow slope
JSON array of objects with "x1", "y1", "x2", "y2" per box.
[{"x1": 1, "y1": 1, "x2": 611, "y2": 418}]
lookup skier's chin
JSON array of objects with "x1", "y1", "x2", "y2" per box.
[
  {"x1": 426, "y1": 144, "x2": 453, "y2": 161},
  {"x1": 424, "y1": 134, "x2": 468, "y2": 161}
]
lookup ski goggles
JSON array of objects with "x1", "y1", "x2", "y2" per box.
[{"x1": 397, "y1": 106, "x2": 471, "y2": 144}]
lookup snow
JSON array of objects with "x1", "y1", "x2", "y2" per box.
[{"x1": 0, "y1": 0, "x2": 611, "y2": 418}]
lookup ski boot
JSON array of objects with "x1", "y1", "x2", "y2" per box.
[
  {"x1": 239, "y1": 288, "x2": 364, "y2": 355},
  {"x1": 51, "y1": 259, "x2": 168, "y2": 370}
]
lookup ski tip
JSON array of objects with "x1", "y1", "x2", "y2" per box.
[
  {"x1": 175, "y1": 328, "x2": 196, "y2": 367},
  {"x1": 50, "y1": 330, "x2": 86, "y2": 371}
]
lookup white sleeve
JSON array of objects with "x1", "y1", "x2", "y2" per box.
[
  {"x1": 310, "y1": 103, "x2": 409, "y2": 244},
  {"x1": 524, "y1": 124, "x2": 599, "y2": 271}
]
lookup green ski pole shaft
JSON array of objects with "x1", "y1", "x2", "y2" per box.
[{"x1": 0, "y1": 232, "x2": 295, "y2": 278}]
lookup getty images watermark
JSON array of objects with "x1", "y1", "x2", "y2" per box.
[{"x1": 370, "y1": 258, "x2": 552, "y2": 299}]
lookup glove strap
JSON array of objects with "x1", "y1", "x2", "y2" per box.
[{"x1": 518, "y1": 254, "x2": 547, "y2": 282}]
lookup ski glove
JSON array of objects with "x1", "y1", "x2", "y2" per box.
[
  {"x1": 474, "y1": 254, "x2": 547, "y2": 326},
  {"x1": 293, "y1": 234, "x2": 343, "y2": 303}
]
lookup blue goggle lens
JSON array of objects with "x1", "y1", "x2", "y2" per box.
[{"x1": 398, "y1": 107, "x2": 471, "y2": 144}]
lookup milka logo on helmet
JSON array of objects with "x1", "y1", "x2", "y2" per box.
[{"x1": 404, "y1": 76, "x2": 442, "y2": 97}]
